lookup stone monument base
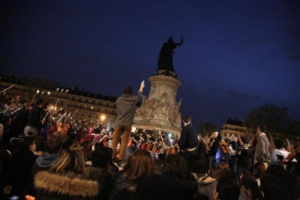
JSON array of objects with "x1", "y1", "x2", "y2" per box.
[{"x1": 133, "y1": 74, "x2": 182, "y2": 136}]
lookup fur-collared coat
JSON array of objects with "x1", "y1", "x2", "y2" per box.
[{"x1": 34, "y1": 171, "x2": 99, "y2": 200}]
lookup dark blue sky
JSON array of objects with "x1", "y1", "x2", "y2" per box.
[{"x1": 1, "y1": 0, "x2": 300, "y2": 128}]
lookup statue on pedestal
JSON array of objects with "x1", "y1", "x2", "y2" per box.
[{"x1": 157, "y1": 35, "x2": 184, "y2": 73}]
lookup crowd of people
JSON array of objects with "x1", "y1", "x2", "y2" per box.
[{"x1": 0, "y1": 85, "x2": 300, "y2": 200}]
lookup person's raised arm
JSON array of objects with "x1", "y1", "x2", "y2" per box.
[{"x1": 139, "y1": 80, "x2": 145, "y2": 93}]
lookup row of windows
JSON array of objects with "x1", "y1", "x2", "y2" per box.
[
  {"x1": 67, "y1": 104, "x2": 116, "y2": 115},
  {"x1": 0, "y1": 83, "x2": 118, "y2": 118},
  {"x1": 3, "y1": 83, "x2": 116, "y2": 108},
  {"x1": 70, "y1": 96, "x2": 115, "y2": 108}
]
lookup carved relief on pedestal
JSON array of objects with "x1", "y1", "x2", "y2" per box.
[
  {"x1": 135, "y1": 95, "x2": 147, "y2": 116},
  {"x1": 150, "y1": 84, "x2": 156, "y2": 94},
  {"x1": 153, "y1": 92, "x2": 170, "y2": 116},
  {"x1": 174, "y1": 98, "x2": 182, "y2": 127},
  {"x1": 134, "y1": 74, "x2": 182, "y2": 134}
]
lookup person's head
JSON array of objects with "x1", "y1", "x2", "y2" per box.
[
  {"x1": 168, "y1": 37, "x2": 174, "y2": 43},
  {"x1": 52, "y1": 131, "x2": 68, "y2": 141},
  {"x1": 101, "y1": 127, "x2": 106, "y2": 134},
  {"x1": 35, "y1": 98, "x2": 44, "y2": 107},
  {"x1": 49, "y1": 142, "x2": 85, "y2": 174},
  {"x1": 35, "y1": 136, "x2": 46, "y2": 153},
  {"x1": 179, "y1": 173, "x2": 198, "y2": 200},
  {"x1": 161, "y1": 154, "x2": 188, "y2": 177},
  {"x1": 239, "y1": 170, "x2": 255, "y2": 186},
  {"x1": 124, "y1": 149, "x2": 153, "y2": 182},
  {"x1": 17, "y1": 136, "x2": 37, "y2": 152},
  {"x1": 134, "y1": 174, "x2": 183, "y2": 200},
  {"x1": 208, "y1": 165, "x2": 223, "y2": 180},
  {"x1": 253, "y1": 162, "x2": 266, "y2": 179},
  {"x1": 244, "y1": 180, "x2": 264, "y2": 200},
  {"x1": 123, "y1": 86, "x2": 133, "y2": 95},
  {"x1": 182, "y1": 115, "x2": 191, "y2": 124},
  {"x1": 46, "y1": 134, "x2": 64, "y2": 154},
  {"x1": 191, "y1": 159, "x2": 207, "y2": 175},
  {"x1": 266, "y1": 164, "x2": 289, "y2": 186},
  {"x1": 20, "y1": 99, "x2": 26, "y2": 106},
  {"x1": 214, "y1": 170, "x2": 240, "y2": 200},
  {"x1": 240, "y1": 136, "x2": 249, "y2": 144},
  {"x1": 41, "y1": 101, "x2": 49, "y2": 109},
  {"x1": 260, "y1": 174, "x2": 288, "y2": 200},
  {"x1": 212, "y1": 129, "x2": 218, "y2": 138},
  {"x1": 231, "y1": 134, "x2": 238, "y2": 142},
  {"x1": 91, "y1": 146, "x2": 112, "y2": 169},
  {"x1": 257, "y1": 124, "x2": 267, "y2": 135},
  {"x1": 274, "y1": 139, "x2": 284, "y2": 149},
  {"x1": 61, "y1": 138, "x2": 78, "y2": 151},
  {"x1": 218, "y1": 161, "x2": 230, "y2": 171}
]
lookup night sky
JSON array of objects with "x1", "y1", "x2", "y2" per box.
[{"x1": 1, "y1": 1, "x2": 300, "y2": 128}]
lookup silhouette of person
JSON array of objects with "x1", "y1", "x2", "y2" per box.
[{"x1": 157, "y1": 36, "x2": 184, "y2": 72}]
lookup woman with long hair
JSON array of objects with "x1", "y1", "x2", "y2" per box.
[
  {"x1": 161, "y1": 154, "x2": 198, "y2": 200},
  {"x1": 34, "y1": 142, "x2": 99, "y2": 200},
  {"x1": 110, "y1": 149, "x2": 154, "y2": 200}
]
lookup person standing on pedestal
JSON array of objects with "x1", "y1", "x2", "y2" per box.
[{"x1": 111, "y1": 81, "x2": 144, "y2": 166}]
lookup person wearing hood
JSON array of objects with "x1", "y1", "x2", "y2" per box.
[
  {"x1": 26, "y1": 134, "x2": 63, "y2": 196},
  {"x1": 34, "y1": 143, "x2": 99, "y2": 200}
]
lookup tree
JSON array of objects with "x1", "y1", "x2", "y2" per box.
[
  {"x1": 245, "y1": 103, "x2": 289, "y2": 134},
  {"x1": 284, "y1": 119, "x2": 300, "y2": 136}
]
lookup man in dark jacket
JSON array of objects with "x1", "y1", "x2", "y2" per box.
[
  {"x1": 2, "y1": 136, "x2": 37, "y2": 197},
  {"x1": 24, "y1": 99, "x2": 44, "y2": 136},
  {"x1": 178, "y1": 115, "x2": 198, "y2": 170}
]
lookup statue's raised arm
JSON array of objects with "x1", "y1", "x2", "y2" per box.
[
  {"x1": 179, "y1": 35, "x2": 184, "y2": 45},
  {"x1": 157, "y1": 35, "x2": 184, "y2": 73}
]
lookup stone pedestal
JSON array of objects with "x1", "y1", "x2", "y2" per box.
[{"x1": 133, "y1": 73, "x2": 182, "y2": 135}]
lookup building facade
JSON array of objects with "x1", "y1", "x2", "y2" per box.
[
  {"x1": 0, "y1": 76, "x2": 117, "y2": 129},
  {"x1": 220, "y1": 118, "x2": 252, "y2": 140}
]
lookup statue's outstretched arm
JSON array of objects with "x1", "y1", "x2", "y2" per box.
[{"x1": 176, "y1": 35, "x2": 184, "y2": 46}]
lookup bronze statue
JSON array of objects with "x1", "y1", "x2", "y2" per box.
[{"x1": 157, "y1": 35, "x2": 184, "y2": 73}]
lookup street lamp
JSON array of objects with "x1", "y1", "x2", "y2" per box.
[{"x1": 100, "y1": 115, "x2": 106, "y2": 125}]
